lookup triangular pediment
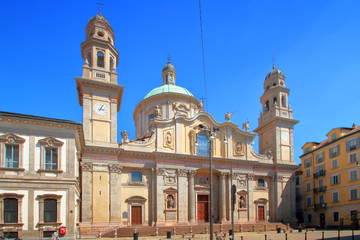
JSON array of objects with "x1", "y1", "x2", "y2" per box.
[{"x1": 0, "y1": 133, "x2": 26, "y2": 144}]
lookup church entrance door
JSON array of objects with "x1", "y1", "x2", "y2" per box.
[
  {"x1": 257, "y1": 206, "x2": 265, "y2": 221},
  {"x1": 131, "y1": 206, "x2": 142, "y2": 225},
  {"x1": 197, "y1": 195, "x2": 209, "y2": 222}
]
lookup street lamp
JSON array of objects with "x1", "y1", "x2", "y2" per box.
[{"x1": 196, "y1": 124, "x2": 227, "y2": 240}]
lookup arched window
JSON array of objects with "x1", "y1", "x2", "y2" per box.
[
  {"x1": 44, "y1": 199, "x2": 57, "y2": 223},
  {"x1": 196, "y1": 134, "x2": 209, "y2": 156},
  {"x1": 265, "y1": 101, "x2": 269, "y2": 112},
  {"x1": 4, "y1": 198, "x2": 18, "y2": 223},
  {"x1": 281, "y1": 95, "x2": 287, "y2": 107},
  {"x1": 258, "y1": 179, "x2": 265, "y2": 188},
  {"x1": 110, "y1": 57, "x2": 114, "y2": 71},
  {"x1": 273, "y1": 97, "x2": 277, "y2": 106},
  {"x1": 97, "y1": 52, "x2": 104, "y2": 68}
]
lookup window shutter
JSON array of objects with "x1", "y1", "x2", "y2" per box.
[
  {"x1": 330, "y1": 177, "x2": 334, "y2": 185},
  {"x1": 347, "y1": 140, "x2": 350, "y2": 152},
  {"x1": 356, "y1": 137, "x2": 360, "y2": 149},
  {"x1": 337, "y1": 145, "x2": 340, "y2": 156},
  {"x1": 329, "y1": 148, "x2": 332, "y2": 157},
  {"x1": 338, "y1": 175, "x2": 341, "y2": 184}
]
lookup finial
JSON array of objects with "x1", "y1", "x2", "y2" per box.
[
  {"x1": 96, "y1": 1, "x2": 104, "y2": 16},
  {"x1": 167, "y1": 54, "x2": 171, "y2": 63},
  {"x1": 272, "y1": 57, "x2": 275, "y2": 69}
]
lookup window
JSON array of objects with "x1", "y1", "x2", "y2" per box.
[
  {"x1": 4, "y1": 198, "x2": 18, "y2": 223},
  {"x1": 334, "y1": 212, "x2": 339, "y2": 222},
  {"x1": 331, "y1": 133, "x2": 337, "y2": 140},
  {"x1": 316, "y1": 152, "x2": 325, "y2": 163},
  {"x1": 5, "y1": 144, "x2": 19, "y2": 168},
  {"x1": 319, "y1": 195, "x2": 325, "y2": 204},
  {"x1": 318, "y1": 179, "x2": 324, "y2": 188},
  {"x1": 45, "y1": 148, "x2": 58, "y2": 170},
  {"x1": 304, "y1": 157, "x2": 312, "y2": 168},
  {"x1": 350, "y1": 170, "x2": 358, "y2": 181},
  {"x1": 316, "y1": 164, "x2": 325, "y2": 174},
  {"x1": 306, "y1": 169, "x2": 311, "y2": 177},
  {"x1": 330, "y1": 175, "x2": 340, "y2": 185},
  {"x1": 349, "y1": 152, "x2": 358, "y2": 164},
  {"x1": 44, "y1": 199, "x2": 57, "y2": 223},
  {"x1": 304, "y1": 147, "x2": 311, "y2": 154},
  {"x1": 3, "y1": 232, "x2": 18, "y2": 238},
  {"x1": 347, "y1": 137, "x2": 360, "y2": 152},
  {"x1": 281, "y1": 95, "x2": 287, "y2": 108},
  {"x1": 148, "y1": 114, "x2": 156, "y2": 131},
  {"x1": 196, "y1": 134, "x2": 209, "y2": 156},
  {"x1": 332, "y1": 158, "x2": 339, "y2": 169},
  {"x1": 273, "y1": 97, "x2": 277, "y2": 106},
  {"x1": 97, "y1": 51, "x2": 104, "y2": 67},
  {"x1": 265, "y1": 101, "x2": 269, "y2": 111},
  {"x1": 350, "y1": 189, "x2": 358, "y2": 200},
  {"x1": 308, "y1": 214, "x2": 312, "y2": 223},
  {"x1": 0, "y1": 134, "x2": 25, "y2": 169},
  {"x1": 333, "y1": 192, "x2": 339, "y2": 202},
  {"x1": 110, "y1": 57, "x2": 114, "y2": 71},
  {"x1": 131, "y1": 172, "x2": 142, "y2": 182},
  {"x1": 38, "y1": 137, "x2": 63, "y2": 172},
  {"x1": 257, "y1": 179, "x2": 265, "y2": 188},
  {"x1": 329, "y1": 145, "x2": 340, "y2": 158},
  {"x1": 296, "y1": 176, "x2": 300, "y2": 186},
  {"x1": 306, "y1": 182, "x2": 311, "y2": 192},
  {"x1": 87, "y1": 52, "x2": 92, "y2": 66},
  {"x1": 306, "y1": 197, "x2": 312, "y2": 206}
]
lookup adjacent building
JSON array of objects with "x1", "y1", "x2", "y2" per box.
[
  {"x1": 300, "y1": 124, "x2": 360, "y2": 229},
  {"x1": 0, "y1": 112, "x2": 83, "y2": 239}
]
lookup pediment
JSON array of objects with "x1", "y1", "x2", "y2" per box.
[
  {"x1": 0, "y1": 133, "x2": 26, "y2": 144},
  {"x1": 38, "y1": 137, "x2": 64, "y2": 147},
  {"x1": 126, "y1": 196, "x2": 147, "y2": 203}
]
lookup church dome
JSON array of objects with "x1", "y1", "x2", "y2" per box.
[
  {"x1": 88, "y1": 14, "x2": 112, "y2": 28},
  {"x1": 265, "y1": 64, "x2": 284, "y2": 80},
  {"x1": 144, "y1": 85, "x2": 194, "y2": 99},
  {"x1": 162, "y1": 62, "x2": 176, "y2": 72}
]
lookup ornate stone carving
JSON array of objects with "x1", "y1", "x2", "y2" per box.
[
  {"x1": 154, "y1": 105, "x2": 162, "y2": 117},
  {"x1": 234, "y1": 141, "x2": 245, "y2": 156},
  {"x1": 156, "y1": 168, "x2": 166, "y2": 176},
  {"x1": 225, "y1": 112, "x2": 232, "y2": 121},
  {"x1": 165, "y1": 176, "x2": 177, "y2": 185},
  {"x1": 242, "y1": 121, "x2": 250, "y2": 131},
  {"x1": 218, "y1": 172, "x2": 228, "y2": 178},
  {"x1": 178, "y1": 169, "x2": 188, "y2": 177},
  {"x1": 121, "y1": 130, "x2": 129, "y2": 143},
  {"x1": 247, "y1": 173, "x2": 255, "y2": 181},
  {"x1": 81, "y1": 162, "x2": 92, "y2": 172},
  {"x1": 163, "y1": 129, "x2": 174, "y2": 150},
  {"x1": 188, "y1": 170, "x2": 196, "y2": 177},
  {"x1": 277, "y1": 175, "x2": 283, "y2": 182},
  {"x1": 239, "y1": 180, "x2": 247, "y2": 187},
  {"x1": 108, "y1": 164, "x2": 122, "y2": 173},
  {"x1": 231, "y1": 172, "x2": 241, "y2": 180},
  {"x1": 266, "y1": 149, "x2": 273, "y2": 159}
]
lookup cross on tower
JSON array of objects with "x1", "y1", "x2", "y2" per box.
[
  {"x1": 96, "y1": 1, "x2": 104, "y2": 15},
  {"x1": 167, "y1": 54, "x2": 171, "y2": 63},
  {"x1": 272, "y1": 57, "x2": 275, "y2": 69}
]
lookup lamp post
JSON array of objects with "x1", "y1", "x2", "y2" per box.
[{"x1": 197, "y1": 124, "x2": 227, "y2": 240}]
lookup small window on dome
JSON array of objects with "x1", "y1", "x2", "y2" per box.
[
  {"x1": 97, "y1": 31, "x2": 104, "y2": 37},
  {"x1": 280, "y1": 81, "x2": 284, "y2": 86}
]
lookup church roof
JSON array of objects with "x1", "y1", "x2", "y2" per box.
[
  {"x1": 265, "y1": 64, "x2": 284, "y2": 80},
  {"x1": 88, "y1": 14, "x2": 112, "y2": 28},
  {"x1": 144, "y1": 85, "x2": 194, "y2": 99}
]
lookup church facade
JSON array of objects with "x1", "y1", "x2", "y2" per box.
[
  {"x1": 0, "y1": 13, "x2": 299, "y2": 239},
  {"x1": 77, "y1": 13, "x2": 299, "y2": 235}
]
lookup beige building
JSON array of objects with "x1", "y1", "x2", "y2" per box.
[
  {"x1": 0, "y1": 112, "x2": 83, "y2": 239},
  {"x1": 76, "y1": 13, "x2": 299, "y2": 236}
]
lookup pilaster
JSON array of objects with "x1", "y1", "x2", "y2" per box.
[
  {"x1": 188, "y1": 170, "x2": 196, "y2": 223},
  {"x1": 218, "y1": 172, "x2": 227, "y2": 223},
  {"x1": 156, "y1": 168, "x2": 165, "y2": 225},
  {"x1": 178, "y1": 169, "x2": 188, "y2": 223},
  {"x1": 247, "y1": 173, "x2": 255, "y2": 221},
  {"x1": 276, "y1": 175, "x2": 283, "y2": 221},
  {"x1": 80, "y1": 162, "x2": 92, "y2": 223},
  {"x1": 109, "y1": 163, "x2": 122, "y2": 223}
]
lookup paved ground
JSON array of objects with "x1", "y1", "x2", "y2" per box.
[{"x1": 81, "y1": 230, "x2": 360, "y2": 240}]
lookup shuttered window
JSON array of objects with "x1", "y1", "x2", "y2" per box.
[
  {"x1": 304, "y1": 157, "x2": 312, "y2": 168},
  {"x1": 329, "y1": 145, "x2": 340, "y2": 158},
  {"x1": 316, "y1": 152, "x2": 325, "y2": 163},
  {"x1": 346, "y1": 137, "x2": 360, "y2": 152},
  {"x1": 350, "y1": 170, "x2": 358, "y2": 181},
  {"x1": 330, "y1": 175, "x2": 340, "y2": 185},
  {"x1": 350, "y1": 189, "x2": 358, "y2": 200},
  {"x1": 349, "y1": 152, "x2": 358, "y2": 163}
]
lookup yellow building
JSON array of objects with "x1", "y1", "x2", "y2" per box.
[{"x1": 300, "y1": 124, "x2": 360, "y2": 229}]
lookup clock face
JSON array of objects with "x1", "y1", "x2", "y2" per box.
[
  {"x1": 281, "y1": 132, "x2": 289, "y2": 143},
  {"x1": 93, "y1": 103, "x2": 108, "y2": 116}
]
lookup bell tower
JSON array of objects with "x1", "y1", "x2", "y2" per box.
[
  {"x1": 76, "y1": 11, "x2": 124, "y2": 147},
  {"x1": 254, "y1": 64, "x2": 299, "y2": 164}
]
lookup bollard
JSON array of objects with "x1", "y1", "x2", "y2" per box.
[
  {"x1": 352, "y1": 229, "x2": 355, "y2": 240},
  {"x1": 265, "y1": 234, "x2": 267, "y2": 240},
  {"x1": 322, "y1": 231, "x2": 324, "y2": 240},
  {"x1": 173, "y1": 227, "x2": 176, "y2": 236},
  {"x1": 285, "y1": 233, "x2": 288, "y2": 240},
  {"x1": 133, "y1": 232, "x2": 138, "y2": 240},
  {"x1": 305, "y1": 232, "x2": 307, "y2": 240},
  {"x1": 241, "y1": 236, "x2": 243, "y2": 240},
  {"x1": 240, "y1": 224, "x2": 243, "y2": 233},
  {"x1": 338, "y1": 230, "x2": 340, "y2": 240},
  {"x1": 166, "y1": 231, "x2": 172, "y2": 239}
]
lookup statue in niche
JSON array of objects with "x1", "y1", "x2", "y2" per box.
[
  {"x1": 235, "y1": 142, "x2": 242, "y2": 153},
  {"x1": 239, "y1": 196, "x2": 246, "y2": 208},
  {"x1": 154, "y1": 105, "x2": 161, "y2": 117},
  {"x1": 167, "y1": 194, "x2": 175, "y2": 209},
  {"x1": 225, "y1": 112, "x2": 232, "y2": 121}
]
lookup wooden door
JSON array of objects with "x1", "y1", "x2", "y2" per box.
[
  {"x1": 197, "y1": 195, "x2": 209, "y2": 222},
  {"x1": 131, "y1": 206, "x2": 142, "y2": 225},
  {"x1": 257, "y1": 206, "x2": 265, "y2": 221}
]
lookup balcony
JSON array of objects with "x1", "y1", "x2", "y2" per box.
[
  {"x1": 314, "y1": 170, "x2": 326, "y2": 178},
  {"x1": 313, "y1": 186, "x2": 327, "y2": 194},
  {"x1": 313, "y1": 203, "x2": 327, "y2": 210}
]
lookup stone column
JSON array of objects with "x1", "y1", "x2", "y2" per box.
[
  {"x1": 156, "y1": 168, "x2": 165, "y2": 225},
  {"x1": 178, "y1": 169, "x2": 188, "y2": 223},
  {"x1": 247, "y1": 173, "x2": 255, "y2": 221},
  {"x1": 188, "y1": 170, "x2": 196, "y2": 223},
  {"x1": 109, "y1": 163, "x2": 122, "y2": 223},
  {"x1": 276, "y1": 175, "x2": 283, "y2": 221},
  {"x1": 219, "y1": 172, "x2": 227, "y2": 222},
  {"x1": 80, "y1": 162, "x2": 92, "y2": 223},
  {"x1": 110, "y1": 99, "x2": 117, "y2": 144},
  {"x1": 82, "y1": 95, "x2": 91, "y2": 142},
  {"x1": 290, "y1": 176, "x2": 297, "y2": 223}
]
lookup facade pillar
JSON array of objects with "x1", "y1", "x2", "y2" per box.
[
  {"x1": 178, "y1": 169, "x2": 188, "y2": 223},
  {"x1": 219, "y1": 172, "x2": 227, "y2": 222},
  {"x1": 80, "y1": 162, "x2": 92, "y2": 222},
  {"x1": 109, "y1": 163, "x2": 122, "y2": 223},
  {"x1": 276, "y1": 175, "x2": 283, "y2": 221},
  {"x1": 156, "y1": 168, "x2": 165, "y2": 225},
  {"x1": 188, "y1": 170, "x2": 196, "y2": 223},
  {"x1": 290, "y1": 176, "x2": 297, "y2": 223},
  {"x1": 247, "y1": 173, "x2": 255, "y2": 221}
]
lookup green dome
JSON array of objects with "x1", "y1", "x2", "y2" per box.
[
  {"x1": 265, "y1": 65, "x2": 284, "y2": 80},
  {"x1": 144, "y1": 85, "x2": 194, "y2": 99},
  {"x1": 163, "y1": 62, "x2": 176, "y2": 72}
]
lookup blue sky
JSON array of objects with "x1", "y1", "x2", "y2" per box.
[{"x1": 1, "y1": 0, "x2": 360, "y2": 163}]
